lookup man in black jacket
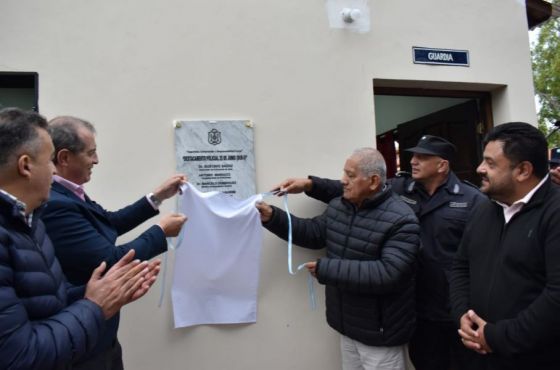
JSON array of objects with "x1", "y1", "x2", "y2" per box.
[
  {"x1": 256, "y1": 148, "x2": 420, "y2": 370},
  {"x1": 449, "y1": 122, "x2": 560, "y2": 370},
  {"x1": 275, "y1": 135, "x2": 483, "y2": 370}
]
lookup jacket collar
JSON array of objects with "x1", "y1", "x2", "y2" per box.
[
  {"x1": 50, "y1": 180, "x2": 105, "y2": 218},
  {"x1": 51, "y1": 181, "x2": 85, "y2": 202},
  {"x1": 0, "y1": 190, "x2": 32, "y2": 228},
  {"x1": 405, "y1": 171, "x2": 463, "y2": 196},
  {"x1": 53, "y1": 175, "x2": 86, "y2": 200},
  {"x1": 342, "y1": 184, "x2": 393, "y2": 210},
  {"x1": 505, "y1": 176, "x2": 551, "y2": 213}
]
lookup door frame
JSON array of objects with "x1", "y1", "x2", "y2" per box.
[
  {"x1": 373, "y1": 86, "x2": 494, "y2": 182},
  {"x1": 373, "y1": 86, "x2": 494, "y2": 136}
]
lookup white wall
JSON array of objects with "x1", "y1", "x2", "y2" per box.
[{"x1": 0, "y1": 1, "x2": 537, "y2": 369}]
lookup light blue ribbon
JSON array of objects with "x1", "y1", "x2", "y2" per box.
[{"x1": 261, "y1": 191, "x2": 316, "y2": 310}]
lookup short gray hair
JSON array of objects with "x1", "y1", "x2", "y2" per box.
[
  {"x1": 48, "y1": 116, "x2": 96, "y2": 164},
  {"x1": 351, "y1": 147, "x2": 387, "y2": 183}
]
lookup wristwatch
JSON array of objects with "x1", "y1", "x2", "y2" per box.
[{"x1": 148, "y1": 193, "x2": 162, "y2": 207}]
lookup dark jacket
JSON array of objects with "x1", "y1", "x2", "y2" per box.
[
  {"x1": 41, "y1": 182, "x2": 167, "y2": 362},
  {"x1": 308, "y1": 173, "x2": 483, "y2": 321},
  {"x1": 264, "y1": 185, "x2": 420, "y2": 346},
  {"x1": 450, "y1": 178, "x2": 560, "y2": 370},
  {"x1": 389, "y1": 172, "x2": 483, "y2": 321},
  {"x1": 0, "y1": 192, "x2": 104, "y2": 370}
]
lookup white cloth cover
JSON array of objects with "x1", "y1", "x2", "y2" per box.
[{"x1": 171, "y1": 183, "x2": 263, "y2": 328}]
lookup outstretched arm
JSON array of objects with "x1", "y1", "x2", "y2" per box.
[
  {"x1": 43, "y1": 200, "x2": 169, "y2": 284},
  {"x1": 273, "y1": 176, "x2": 343, "y2": 204}
]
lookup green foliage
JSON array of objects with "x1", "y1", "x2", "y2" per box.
[{"x1": 531, "y1": 0, "x2": 560, "y2": 147}]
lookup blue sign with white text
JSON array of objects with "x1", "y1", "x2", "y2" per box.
[{"x1": 413, "y1": 47, "x2": 469, "y2": 67}]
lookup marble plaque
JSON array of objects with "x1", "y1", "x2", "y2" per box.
[{"x1": 174, "y1": 120, "x2": 255, "y2": 199}]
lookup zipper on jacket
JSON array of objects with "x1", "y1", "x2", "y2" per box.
[{"x1": 340, "y1": 207, "x2": 357, "y2": 334}]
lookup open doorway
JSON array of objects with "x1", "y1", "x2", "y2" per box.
[{"x1": 374, "y1": 86, "x2": 493, "y2": 185}]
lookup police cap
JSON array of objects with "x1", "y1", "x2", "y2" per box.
[
  {"x1": 405, "y1": 135, "x2": 456, "y2": 161},
  {"x1": 550, "y1": 147, "x2": 560, "y2": 166}
]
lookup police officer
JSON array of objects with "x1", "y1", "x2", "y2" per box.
[
  {"x1": 274, "y1": 135, "x2": 484, "y2": 370},
  {"x1": 549, "y1": 147, "x2": 560, "y2": 183}
]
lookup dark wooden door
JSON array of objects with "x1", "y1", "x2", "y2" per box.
[
  {"x1": 376, "y1": 130, "x2": 398, "y2": 178},
  {"x1": 397, "y1": 100, "x2": 482, "y2": 184}
]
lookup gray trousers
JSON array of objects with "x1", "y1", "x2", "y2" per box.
[{"x1": 340, "y1": 335, "x2": 407, "y2": 370}]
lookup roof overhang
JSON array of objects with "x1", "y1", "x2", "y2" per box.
[{"x1": 526, "y1": 0, "x2": 560, "y2": 29}]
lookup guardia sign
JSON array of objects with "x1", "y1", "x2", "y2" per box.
[{"x1": 412, "y1": 47, "x2": 469, "y2": 67}]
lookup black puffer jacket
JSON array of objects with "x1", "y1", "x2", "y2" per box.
[
  {"x1": 307, "y1": 173, "x2": 485, "y2": 322},
  {"x1": 264, "y1": 185, "x2": 420, "y2": 346}
]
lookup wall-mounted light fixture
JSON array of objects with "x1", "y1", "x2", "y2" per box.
[
  {"x1": 341, "y1": 8, "x2": 362, "y2": 23},
  {"x1": 325, "y1": 0, "x2": 370, "y2": 33}
]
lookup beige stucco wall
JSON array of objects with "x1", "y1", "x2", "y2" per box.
[{"x1": 0, "y1": 1, "x2": 537, "y2": 369}]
